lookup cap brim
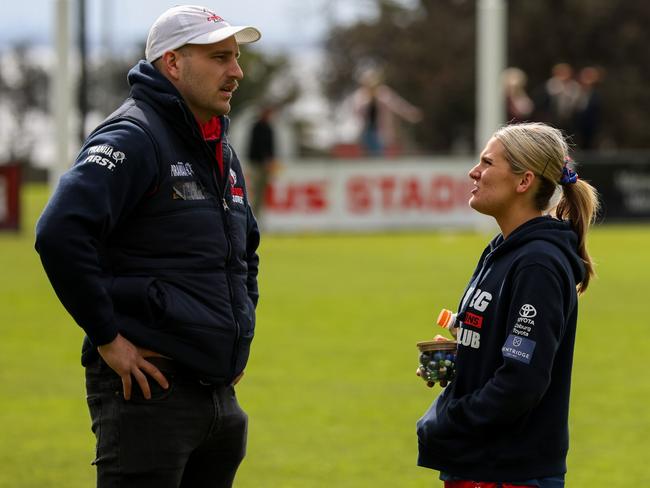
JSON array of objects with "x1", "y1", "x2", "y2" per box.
[{"x1": 188, "y1": 25, "x2": 261, "y2": 46}]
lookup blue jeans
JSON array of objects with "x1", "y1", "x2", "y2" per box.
[
  {"x1": 361, "y1": 127, "x2": 384, "y2": 156},
  {"x1": 85, "y1": 358, "x2": 248, "y2": 488}
]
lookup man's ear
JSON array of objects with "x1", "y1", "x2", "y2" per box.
[
  {"x1": 160, "y1": 51, "x2": 182, "y2": 80},
  {"x1": 516, "y1": 170, "x2": 536, "y2": 194}
]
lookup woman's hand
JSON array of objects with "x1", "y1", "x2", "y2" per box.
[{"x1": 416, "y1": 366, "x2": 448, "y2": 388}]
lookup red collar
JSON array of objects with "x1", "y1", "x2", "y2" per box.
[
  {"x1": 199, "y1": 116, "x2": 221, "y2": 141},
  {"x1": 198, "y1": 116, "x2": 225, "y2": 176}
]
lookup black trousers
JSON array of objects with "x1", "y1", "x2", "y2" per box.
[{"x1": 85, "y1": 358, "x2": 248, "y2": 488}]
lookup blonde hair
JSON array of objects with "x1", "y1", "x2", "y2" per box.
[{"x1": 493, "y1": 122, "x2": 600, "y2": 294}]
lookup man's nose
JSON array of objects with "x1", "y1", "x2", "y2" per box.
[{"x1": 230, "y1": 59, "x2": 244, "y2": 80}]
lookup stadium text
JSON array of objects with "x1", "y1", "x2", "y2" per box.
[{"x1": 265, "y1": 175, "x2": 472, "y2": 213}]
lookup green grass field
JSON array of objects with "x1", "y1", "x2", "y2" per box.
[{"x1": 1, "y1": 184, "x2": 649, "y2": 487}]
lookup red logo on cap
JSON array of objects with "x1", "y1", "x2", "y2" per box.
[{"x1": 206, "y1": 14, "x2": 224, "y2": 23}]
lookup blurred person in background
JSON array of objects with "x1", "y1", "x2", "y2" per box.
[
  {"x1": 247, "y1": 104, "x2": 276, "y2": 218},
  {"x1": 503, "y1": 67, "x2": 534, "y2": 123},
  {"x1": 573, "y1": 66, "x2": 603, "y2": 150},
  {"x1": 352, "y1": 68, "x2": 423, "y2": 157},
  {"x1": 534, "y1": 63, "x2": 581, "y2": 134},
  {"x1": 35, "y1": 5, "x2": 261, "y2": 487},
  {"x1": 416, "y1": 122, "x2": 599, "y2": 488}
]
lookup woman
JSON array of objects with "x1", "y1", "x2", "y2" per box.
[{"x1": 416, "y1": 122, "x2": 599, "y2": 488}]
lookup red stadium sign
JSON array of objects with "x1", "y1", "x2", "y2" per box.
[
  {"x1": 258, "y1": 158, "x2": 492, "y2": 232},
  {"x1": 0, "y1": 165, "x2": 21, "y2": 231}
]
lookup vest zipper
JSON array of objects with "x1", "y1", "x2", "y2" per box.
[
  {"x1": 207, "y1": 141, "x2": 240, "y2": 382},
  {"x1": 180, "y1": 101, "x2": 242, "y2": 381}
]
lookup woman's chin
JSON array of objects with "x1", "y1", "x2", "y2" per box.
[{"x1": 469, "y1": 198, "x2": 491, "y2": 217}]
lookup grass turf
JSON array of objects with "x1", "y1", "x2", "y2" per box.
[{"x1": 0, "y1": 184, "x2": 648, "y2": 487}]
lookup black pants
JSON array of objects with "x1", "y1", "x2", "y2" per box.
[{"x1": 85, "y1": 358, "x2": 248, "y2": 488}]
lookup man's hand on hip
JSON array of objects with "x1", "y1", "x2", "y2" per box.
[{"x1": 97, "y1": 333, "x2": 169, "y2": 400}]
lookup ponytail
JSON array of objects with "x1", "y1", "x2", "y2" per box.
[{"x1": 554, "y1": 178, "x2": 600, "y2": 294}]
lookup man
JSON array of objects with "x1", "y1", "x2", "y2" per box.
[
  {"x1": 247, "y1": 105, "x2": 276, "y2": 217},
  {"x1": 35, "y1": 5, "x2": 261, "y2": 487}
]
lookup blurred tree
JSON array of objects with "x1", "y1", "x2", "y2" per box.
[
  {"x1": 1, "y1": 40, "x2": 294, "y2": 168},
  {"x1": 86, "y1": 45, "x2": 293, "y2": 124},
  {"x1": 0, "y1": 43, "x2": 50, "y2": 163},
  {"x1": 234, "y1": 50, "x2": 299, "y2": 116},
  {"x1": 508, "y1": 0, "x2": 650, "y2": 149},
  {"x1": 324, "y1": 0, "x2": 475, "y2": 153},
  {"x1": 323, "y1": 0, "x2": 650, "y2": 151},
  {"x1": 87, "y1": 53, "x2": 141, "y2": 120}
]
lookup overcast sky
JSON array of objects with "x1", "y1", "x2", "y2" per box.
[{"x1": 0, "y1": 0, "x2": 400, "y2": 54}]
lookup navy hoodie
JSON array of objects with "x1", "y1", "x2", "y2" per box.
[
  {"x1": 35, "y1": 61, "x2": 260, "y2": 384},
  {"x1": 417, "y1": 216, "x2": 585, "y2": 481}
]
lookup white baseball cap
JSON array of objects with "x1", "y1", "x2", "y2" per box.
[{"x1": 145, "y1": 5, "x2": 261, "y2": 63}]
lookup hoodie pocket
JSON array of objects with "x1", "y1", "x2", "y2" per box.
[
  {"x1": 417, "y1": 396, "x2": 442, "y2": 444},
  {"x1": 110, "y1": 276, "x2": 166, "y2": 328}
]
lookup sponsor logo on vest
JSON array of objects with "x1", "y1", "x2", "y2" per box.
[
  {"x1": 231, "y1": 187, "x2": 244, "y2": 204},
  {"x1": 172, "y1": 181, "x2": 206, "y2": 200},
  {"x1": 170, "y1": 162, "x2": 195, "y2": 177},
  {"x1": 88, "y1": 145, "x2": 114, "y2": 157},
  {"x1": 113, "y1": 151, "x2": 125, "y2": 164},
  {"x1": 84, "y1": 145, "x2": 127, "y2": 171},
  {"x1": 229, "y1": 169, "x2": 245, "y2": 204}
]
